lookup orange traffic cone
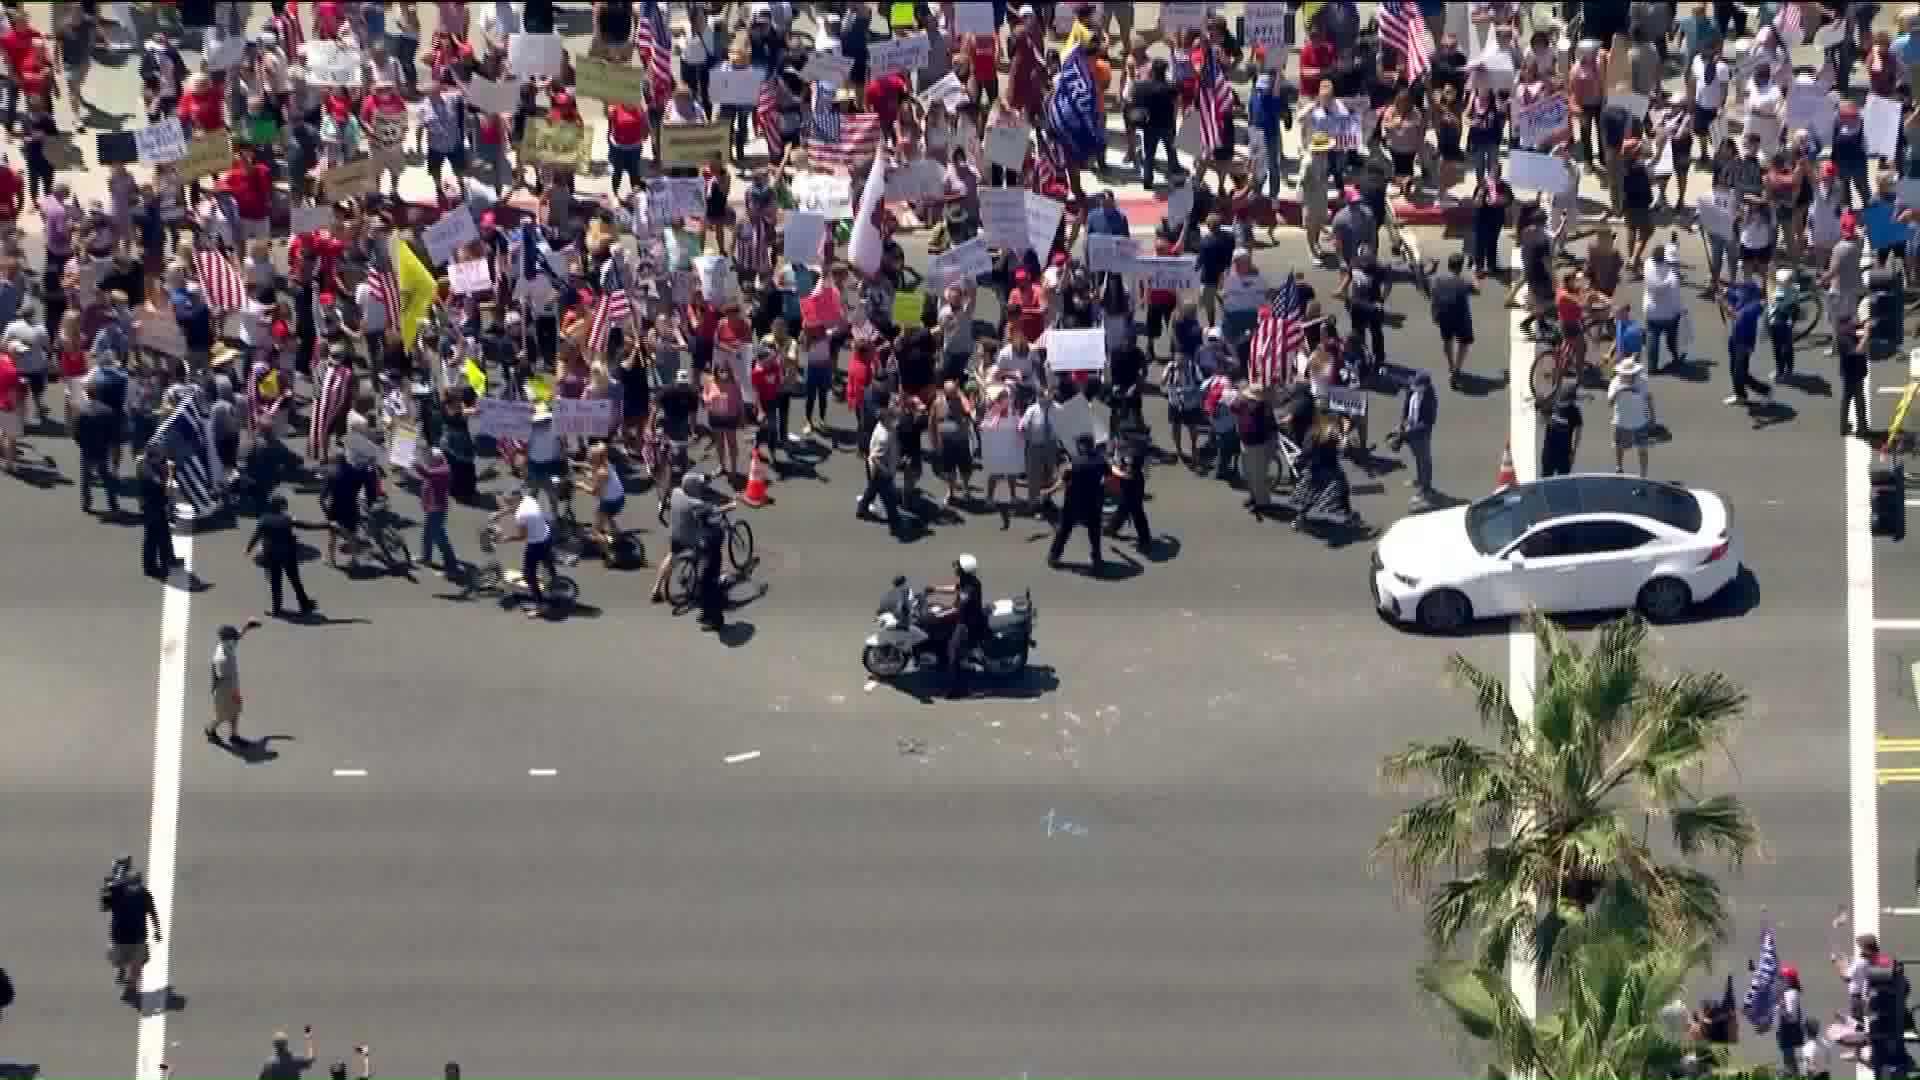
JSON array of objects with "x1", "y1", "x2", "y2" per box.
[
  {"x1": 1494, "y1": 438, "x2": 1517, "y2": 492},
  {"x1": 741, "y1": 447, "x2": 773, "y2": 508}
]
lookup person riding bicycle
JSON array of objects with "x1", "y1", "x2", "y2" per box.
[
  {"x1": 924, "y1": 552, "x2": 988, "y2": 700},
  {"x1": 501, "y1": 483, "x2": 559, "y2": 618},
  {"x1": 651, "y1": 470, "x2": 735, "y2": 610}
]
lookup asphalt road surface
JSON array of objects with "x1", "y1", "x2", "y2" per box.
[{"x1": 0, "y1": 3, "x2": 1872, "y2": 1077}]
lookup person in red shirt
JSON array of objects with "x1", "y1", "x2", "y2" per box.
[
  {"x1": 475, "y1": 108, "x2": 510, "y2": 192},
  {"x1": 0, "y1": 17, "x2": 40, "y2": 130},
  {"x1": 0, "y1": 346, "x2": 20, "y2": 474},
  {"x1": 0, "y1": 155, "x2": 23, "y2": 245},
  {"x1": 219, "y1": 147, "x2": 274, "y2": 241},
  {"x1": 1005, "y1": 10, "x2": 1047, "y2": 121},
  {"x1": 313, "y1": 0, "x2": 345, "y2": 40},
  {"x1": 1141, "y1": 234, "x2": 1181, "y2": 365},
  {"x1": 967, "y1": 32, "x2": 998, "y2": 119},
  {"x1": 177, "y1": 72, "x2": 223, "y2": 134},
  {"x1": 1298, "y1": 27, "x2": 1336, "y2": 101},
  {"x1": 864, "y1": 70, "x2": 915, "y2": 144},
  {"x1": 606, "y1": 101, "x2": 649, "y2": 198}
]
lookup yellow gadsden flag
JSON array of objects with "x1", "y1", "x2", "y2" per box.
[{"x1": 392, "y1": 234, "x2": 437, "y2": 349}]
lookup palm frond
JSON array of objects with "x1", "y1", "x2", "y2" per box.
[
  {"x1": 1669, "y1": 795, "x2": 1758, "y2": 865},
  {"x1": 1446, "y1": 650, "x2": 1527, "y2": 747}
]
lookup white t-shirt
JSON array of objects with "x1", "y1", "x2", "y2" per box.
[
  {"x1": 355, "y1": 280, "x2": 388, "y2": 334},
  {"x1": 1740, "y1": 212, "x2": 1775, "y2": 249},
  {"x1": 1609, "y1": 375, "x2": 1652, "y2": 430},
  {"x1": 1745, "y1": 82, "x2": 1782, "y2": 121},
  {"x1": 1643, "y1": 259, "x2": 1683, "y2": 321},
  {"x1": 1692, "y1": 57, "x2": 1731, "y2": 111},
  {"x1": 1020, "y1": 400, "x2": 1054, "y2": 446},
  {"x1": 515, "y1": 495, "x2": 551, "y2": 544},
  {"x1": 995, "y1": 344, "x2": 1039, "y2": 383}
]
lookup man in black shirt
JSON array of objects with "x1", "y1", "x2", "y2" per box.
[
  {"x1": 72, "y1": 386, "x2": 119, "y2": 515},
  {"x1": 1104, "y1": 423, "x2": 1153, "y2": 547},
  {"x1": 1045, "y1": 434, "x2": 1106, "y2": 571},
  {"x1": 928, "y1": 553, "x2": 988, "y2": 699},
  {"x1": 655, "y1": 369, "x2": 699, "y2": 443},
  {"x1": 1540, "y1": 387, "x2": 1583, "y2": 477},
  {"x1": 1429, "y1": 252, "x2": 1474, "y2": 384},
  {"x1": 1514, "y1": 209, "x2": 1556, "y2": 327},
  {"x1": 139, "y1": 449, "x2": 175, "y2": 579},
  {"x1": 1428, "y1": 33, "x2": 1469, "y2": 101},
  {"x1": 247, "y1": 494, "x2": 317, "y2": 617},
  {"x1": 1839, "y1": 315, "x2": 1870, "y2": 438},
  {"x1": 100, "y1": 856, "x2": 161, "y2": 995},
  {"x1": 1128, "y1": 59, "x2": 1180, "y2": 188}
]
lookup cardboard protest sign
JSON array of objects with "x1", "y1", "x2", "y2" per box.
[
  {"x1": 574, "y1": 56, "x2": 649, "y2": 106},
  {"x1": 521, "y1": 119, "x2": 591, "y2": 169},
  {"x1": 660, "y1": 122, "x2": 730, "y2": 168}
]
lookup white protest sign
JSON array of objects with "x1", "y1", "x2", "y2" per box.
[
  {"x1": 1607, "y1": 89, "x2": 1650, "y2": 121},
  {"x1": 135, "y1": 118, "x2": 186, "y2": 164},
  {"x1": 1694, "y1": 190, "x2": 1735, "y2": 241},
  {"x1": 1086, "y1": 233, "x2": 1138, "y2": 272},
  {"x1": 289, "y1": 203, "x2": 335, "y2": 235},
  {"x1": 980, "y1": 187, "x2": 1027, "y2": 250},
  {"x1": 984, "y1": 120, "x2": 1031, "y2": 171},
  {"x1": 1326, "y1": 386, "x2": 1369, "y2": 419},
  {"x1": 784, "y1": 210, "x2": 826, "y2": 265},
  {"x1": 422, "y1": 206, "x2": 479, "y2": 265},
  {"x1": 791, "y1": 173, "x2": 853, "y2": 219},
  {"x1": 467, "y1": 76, "x2": 523, "y2": 114},
  {"x1": 553, "y1": 398, "x2": 613, "y2": 438},
  {"x1": 1044, "y1": 328, "x2": 1106, "y2": 373},
  {"x1": 507, "y1": 33, "x2": 565, "y2": 79},
  {"x1": 693, "y1": 254, "x2": 734, "y2": 303},
  {"x1": 300, "y1": 41, "x2": 364, "y2": 87},
  {"x1": 1024, "y1": 192, "x2": 1065, "y2": 256},
  {"x1": 1129, "y1": 255, "x2": 1200, "y2": 291},
  {"x1": 1513, "y1": 94, "x2": 1569, "y2": 149},
  {"x1": 388, "y1": 423, "x2": 419, "y2": 469},
  {"x1": 870, "y1": 34, "x2": 931, "y2": 78},
  {"x1": 205, "y1": 35, "x2": 247, "y2": 71},
  {"x1": 1651, "y1": 138, "x2": 1674, "y2": 178},
  {"x1": 1244, "y1": 2, "x2": 1290, "y2": 51},
  {"x1": 1507, "y1": 149, "x2": 1572, "y2": 194},
  {"x1": 801, "y1": 51, "x2": 855, "y2": 86},
  {"x1": 1866, "y1": 94, "x2": 1902, "y2": 159},
  {"x1": 1787, "y1": 83, "x2": 1835, "y2": 142},
  {"x1": 472, "y1": 397, "x2": 534, "y2": 441},
  {"x1": 449, "y1": 258, "x2": 493, "y2": 295},
  {"x1": 710, "y1": 66, "x2": 764, "y2": 108},
  {"x1": 980, "y1": 414, "x2": 1023, "y2": 476},
  {"x1": 646, "y1": 177, "x2": 704, "y2": 221},
  {"x1": 1473, "y1": 42, "x2": 1516, "y2": 91},
  {"x1": 920, "y1": 73, "x2": 969, "y2": 112},
  {"x1": 1159, "y1": 2, "x2": 1213, "y2": 34},
  {"x1": 1222, "y1": 274, "x2": 1267, "y2": 312},
  {"x1": 929, "y1": 236, "x2": 993, "y2": 283},
  {"x1": 884, "y1": 158, "x2": 945, "y2": 202}
]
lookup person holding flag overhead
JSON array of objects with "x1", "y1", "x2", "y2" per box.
[{"x1": 1045, "y1": 41, "x2": 1106, "y2": 201}]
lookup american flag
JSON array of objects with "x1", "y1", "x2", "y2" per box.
[
  {"x1": 756, "y1": 76, "x2": 784, "y2": 161},
  {"x1": 366, "y1": 267, "x2": 401, "y2": 339},
  {"x1": 308, "y1": 358, "x2": 356, "y2": 461},
  {"x1": 272, "y1": 5, "x2": 305, "y2": 62},
  {"x1": 245, "y1": 359, "x2": 283, "y2": 434},
  {"x1": 1379, "y1": 2, "x2": 1435, "y2": 83},
  {"x1": 1045, "y1": 44, "x2": 1106, "y2": 163},
  {"x1": 1250, "y1": 275, "x2": 1308, "y2": 384},
  {"x1": 587, "y1": 289, "x2": 631, "y2": 356},
  {"x1": 1778, "y1": 1, "x2": 1803, "y2": 44},
  {"x1": 1741, "y1": 923, "x2": 1780, "y2": 1033},
  {"x1": 808, "y1": 83, "x2": 885, "y2": 171},
  {"x1": 1194, "y1": 47, "x2": 1236, "y2": 153},
  {"x1": 193, "y1": 249, "x2": 247, "y2": 312},
  {"x1": 634, "y1": 1, "x2": 675, "y2": 107}
]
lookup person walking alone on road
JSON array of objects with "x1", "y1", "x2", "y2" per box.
[
  {"x1": 1397, "y1": 370, "x2": 1439, "y2": 508},
  {"x1": 138, "y1": 448, "x2": 175, "y2": 579},
  {"x1": 206, "y1": 619, "x2": 261, "y2": 743},
  {"x1": 99, "y1": 855, "x2": 160, "y2": 999},
  {"x1": 1429, "y1": 253, "x2": 1474, "y2": 385},
  {"x1": 1838, "y1": 313, "x2": 1871, "y2": 438},
  {"x1": 246, "y1": 495, "x2": 316, "y2": 619},
  {"x1": 1045, "y1": 434, "x2": 1107, "y2": 572}
]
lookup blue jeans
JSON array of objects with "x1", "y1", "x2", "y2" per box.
[
  {"x1": 420, "y1": 508, "x2": 458, "y2": 569},
  {"x1": 1259, "y1": 127, "x2": 1282, "y2": 198}
]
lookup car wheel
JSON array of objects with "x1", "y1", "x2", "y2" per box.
[
  {"x1": 1636, "y1": 577, "x2": 1692, "y2": 623},
  {"x1": 1415, "y1": 590, "x2": 1472, "y2": 634}
]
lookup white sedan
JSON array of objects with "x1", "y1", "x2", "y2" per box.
[{"x1": 1371, "y1": 474, "x2": 1744, "y2": 633}]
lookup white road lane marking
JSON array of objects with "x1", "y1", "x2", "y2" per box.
[
  {"x1": 527, "y1": 768, "x2": 558, "y2": 777},
  {"x1": 723, "y1": 750, "x2": 762, "y2": 765},
  {"x1": 1507, "y1": 307, "x2": 1538, "y2": 1020},
  {"x1": 136, "y1": 536, "x2": 194, "y2": 1080},
  {"x1": 330, "y1": 768, "x2": 368, "y2": 778},
  {"x1": 1845, "y1": 356, "x2": 1884, "y2": 1071},
  {"x1": 1876, "y1": 620, "x2": 1920, "y2": 631}
]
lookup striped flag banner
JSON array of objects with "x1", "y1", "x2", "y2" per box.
[
  {"x1": 587, "y1": 289, "x2": 631, "y2": 356},
  {"x1": 808, "y1": 82, "x2": 885, "y2": 170},
  {"x1": 1045, "y1": 43, "x2": 1107, "y2": 162},
  {"x1": 193, "y1": 249, "x2": 247, "y2": 312},
  {"x1": 307, "y1": 359, "x2": 356, "y2": 461},
  {"x1": 1273, "y1": 274, "x2": 1307, "y2": 358},
  {"x1": 1379, "y1": 1, "x2": 1434, "y2": 84},
  {"x1": 756, "y1": 77, "x2": 784, "y2": 161},
  {"x1": 367, "y1": 268, "x2": 401, "y2": 340},
  {"x1": 1195, "y1": 49, "x2": 1236, "y2": 153},
  {"x1": 1741, "y1": 923, "x2": 1780, "y2": 1032},
  {"x1": 634, "y1": 1, "x2": 674, "y2": 105},
  {"x1": 245, "y1": 360, "x2": 283, "y2": 434},
  {"x1": 149, "y1": 388, "x2": 223, "y2": 516},
  {"x1": 1250, "y1": 306, "x2": 1286, "y2": 386}
]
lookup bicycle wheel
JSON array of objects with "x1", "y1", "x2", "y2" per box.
[
  {"x1": 666, "y1": 554, "x2": 697, "y2": 611},
  {"x1": 726, "y1": 518, "x2": 755, "y2": 572},
  {"x1": 1529, "y1": 349, "x2": 1563, "y2": 407},
  {"x1": 538, "y1": 569, "x2": 578, "y2": 610},
  {"x1": 1793, "y1": 293, "x2": 1824, "y2": 342},
  {"x1": 376, "y1": 520, "x2": 411, "y2": 565}
]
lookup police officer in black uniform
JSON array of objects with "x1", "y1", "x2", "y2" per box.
[
  {"x1": 927, "y1": 553, "x2": 987, "y2": 700},
  {"x1": 138, "y1": 448, "x2": 175, "y2": 579},
  {"x1": 245, "y1": 494, "x2": 317, "y2": 617},
  {"x1": 1046, "y1": 433, "x2": 1107, "y2": 571},
  {"x1": 1105, "y1": 421, "x2": 1153, "y2": 548}
]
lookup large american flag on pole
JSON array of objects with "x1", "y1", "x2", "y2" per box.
[
  {"x1": 1194, "y1": 48, "x2": 1236, "y2": 153},
  {"x1": 193, "y1": 249, "x2": 247, "y2": 312},
  {"x1": 366, "y1": 267, "x2": 401, "y2": 339},
  {"x1": 307, "y1": 359, "x2": 355, "y2": 461},
  {"x1": 1741, "y1": 922, "x2": 1780, "y2": 1033},
  {"x1": 1777, "y1": 1, "x2": 1803, "y2": 44},
  {"x1": 1250, "y1": 275, "x2": 1307, "y2": 385},
  {"x1": 634, "y1": 1, "x2": 675, "y2": 106},
  {"x1": 149, "y1": 387, "x2": 223, "y2": 516},
  {"x1": 807, "y1": 83, "x2": 885, "y2": 170},
  {"x1": 1379, "y1": 1, "x2": 1435, "y2": 83}
]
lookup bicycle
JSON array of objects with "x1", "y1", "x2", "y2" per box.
[
  {"x1": 465, "y1": 521, "x2": 580, "y2": 612},
  {"x1": 362, "y1": 496, "x2": 413, "y2": 568},
  {"x1": 1526, "y1": 319, "x2": 1603, "y2": 408},
  {"x1": 660, "y1": 506, "x2": 756, "y2": 610}
]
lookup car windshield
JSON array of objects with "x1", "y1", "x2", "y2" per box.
[{"x1": 1463, "y1": 477, "x2": 1704, "y2": 555}]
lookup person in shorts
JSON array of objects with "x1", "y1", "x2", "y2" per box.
[
  {"x1": 1607, "y1": 357, "x2": 1655, "y2": 477},
  {"x1": 100, "y1": 855, "x2": 161, "y2": 996}
]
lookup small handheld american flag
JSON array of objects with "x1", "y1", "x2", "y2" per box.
[{"x1": 1379, "y1": 2, "x2": 1435, "y2": 84}]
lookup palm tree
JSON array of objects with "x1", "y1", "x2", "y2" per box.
[
  {"x1": 1418, "y1": 925, "x2": 1779, "y2": 1080},
  {"x1": 1373, "y1": 613, "x2": 1758, "y2": 978}
]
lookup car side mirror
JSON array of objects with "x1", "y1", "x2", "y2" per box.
[{"x1": 1506, "y1": 550, "x2": 1525, "y2": 567}]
